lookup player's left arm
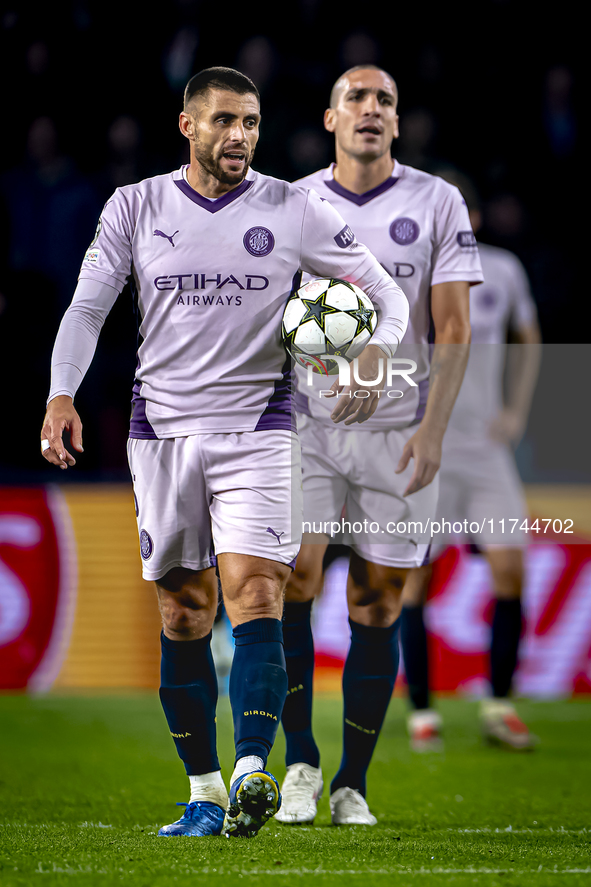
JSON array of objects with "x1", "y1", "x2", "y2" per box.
[
  {"x1": 395, "y1": 183, "x2": 482, "y2": 495},
  {"x1": 396, "y1": 280, "x2": 472, "y2": 496},
  {"x1": 489, "y1": 322, "x2": 542, "y2": 446}
]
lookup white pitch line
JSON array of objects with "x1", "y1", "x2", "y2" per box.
[
  {"x1": 448, "y1": 827, "x2": 588, "y2": 835},
  {"x1": 193, "y1": 868, "x2": 591, "y2": 876},
  {"x1": 28, "y1": 863, "x2": 591, "y2": 876}
]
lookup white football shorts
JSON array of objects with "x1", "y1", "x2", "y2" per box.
[
  {"x1": 432, "y1": 436, "x2": 528, "y2": 551},
  {"x1": 298, "y1": 414, "x2": 438, "y2": 568},
  {"x1": 127, "y1": 430, "x2": 302, "y2": 581}
]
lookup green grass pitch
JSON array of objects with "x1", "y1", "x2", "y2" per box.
[{"x1": 0, "y1": 692, "x2": 589, "y2": 886}]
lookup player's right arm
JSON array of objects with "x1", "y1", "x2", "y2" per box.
[
  {"x1": 40, "y1": 192, "x2": 133, "y2": 468},
  {"x1": 41, "y1": 279, "x2": 121, "y2": 468}
]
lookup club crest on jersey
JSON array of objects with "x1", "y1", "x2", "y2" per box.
[
  {"x1": 389, "y1": 217, "x2": 420, "y2": 245},
  {"x1": 243, "y1": 226, "x2": 275, "y2": 257},
  {"x1": 139, "y1": 529, "x2": 153, "y2": 560}
]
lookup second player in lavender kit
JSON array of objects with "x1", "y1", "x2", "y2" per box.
[
  {"x1": 276, "y1": 66, "x2": 482, "y2": 826},
  {"x1": 40, "y1": 67, "x2": 409, "y2": 839},
  {"x1": 400, "y1": 175, "x2": 541, "y2": 753}
]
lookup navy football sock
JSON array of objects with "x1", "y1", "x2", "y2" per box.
[
  {"x1": 281, "y1": 600, "x2": 320, "y2": 768},
  {"x1": 331, "y1": 618, "x2": 400, "y2": 798},
  {"x1": 490, "y1": 598, "x2": 522, "y2": 698},
  {"x1": 229, "y1": 618, "x2": 288, "y2": 767},
  {"x1": 159, "y1": 631, "x2": 220, "y2": 775},
  {"x1": 400, "y1": 604, "x2": 431, "y2": 710}
]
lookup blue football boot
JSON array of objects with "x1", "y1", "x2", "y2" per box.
[
  {"x1": 222, "y1": 770, "x2": 281, "y2": 838},
  {"x1": 158, "y1": 801, "x2": 225, "y2": 836}
]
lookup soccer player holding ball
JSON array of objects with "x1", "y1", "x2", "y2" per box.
[
  {"x1": 276, "y1": 66, "x2": 482, "y2": 826},
  {"x1": 39, "y1": 67, "x2": 409, "y2": 838}
]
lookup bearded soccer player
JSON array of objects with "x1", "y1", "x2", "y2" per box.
[
  {"x1": 400, "y1": 174, "x2": 541, "y2": 753},
  {"x1": 276, "y1": 66, "x2": 482, "y2": 826},
  {"x1": 40, "y1": 67, "x2": 409, "y2": 838}
]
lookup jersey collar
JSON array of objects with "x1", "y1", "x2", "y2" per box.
[
  {"x1": 323, "y1": 162, "x2": 400, "y2": 206},
  {"x1": 174, "y1": 166, "x2": 255, "y2": 213}
]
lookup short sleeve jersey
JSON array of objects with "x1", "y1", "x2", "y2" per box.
[
  {"x1": 294, "y1": 161, "x2": 483, "y2": 429},
  {"x1": 78, "y1": 166, "x2": 406, "y2": 439},
  {"x1": 445, "y1": 241, "x2": 538, "y2": 440}
]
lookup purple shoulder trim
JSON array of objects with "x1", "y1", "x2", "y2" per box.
[
  {"x1": 324, "y1": 176, "x2": 399, "y2": 206},
  {"x1": 174, "y1": 176, "x2": 254, "y2": 212}
]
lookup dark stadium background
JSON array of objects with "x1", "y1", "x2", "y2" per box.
[{"x1": 0, "y1": 0, "x2": 582, "y2": 482}]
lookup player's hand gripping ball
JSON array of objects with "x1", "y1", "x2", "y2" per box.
[{"x1": 282, "y1": 278, "x2": 377, "y2": 375}]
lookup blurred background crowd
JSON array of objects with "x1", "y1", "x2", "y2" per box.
[{"x1": 0, "y1": 0, "x2": 582, "y2": 481}]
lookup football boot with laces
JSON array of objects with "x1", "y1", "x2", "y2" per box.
[{"x1": 158, "y1": 801, "x2": 225, "y2": 836}]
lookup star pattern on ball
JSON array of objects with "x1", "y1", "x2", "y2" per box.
[
  {"x1": 350, "y1": 305, "x2": 375, "y2": 336},
  {"x1": 300, "y1": 293, "x2": 340, "y2": 329}
]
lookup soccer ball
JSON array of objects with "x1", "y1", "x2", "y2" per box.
[{"x1": 282, "y1": 278, "x2": 377, "y2": 375}]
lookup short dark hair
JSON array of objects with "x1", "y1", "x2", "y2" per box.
[
  {"x1": 330, "y1": 65, "x2": 397, "y2": 108},
  {"x1": 184, "y1": 66, "x2": 260, "y2": 110}
]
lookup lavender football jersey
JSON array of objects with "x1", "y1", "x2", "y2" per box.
[
  {"x1": 445, "y1": 241, "x2": 538, "y2": 441},
  {"x1": 71, "y1": 166, "x2": 408, "y2": 438},
  {"x1": 294, "y1": 161, "x2": 483, "y2": 429}
]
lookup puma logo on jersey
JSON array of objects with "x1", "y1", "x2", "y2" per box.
[
  {"x1": 266, "y1": 527, "x2": 285, "y2": 544},
  {"x1": 154, "y1": 228, "x2": 179, "y2": 247}
]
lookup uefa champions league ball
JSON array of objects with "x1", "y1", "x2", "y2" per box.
[{"x1": 282, "y1": 278, "x2": 377, "y2": 375}]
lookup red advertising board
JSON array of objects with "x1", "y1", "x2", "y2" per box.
[
  {"x1": 0, "y1": 487, "x2": 76, "y2": 691},
  {"x1": 313, "y1": 544, "x2": 591, "y2": 697}
]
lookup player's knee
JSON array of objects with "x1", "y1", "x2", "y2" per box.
[
  {"x1": 223, "y1": 569, "x2": 287, "y2": 623},
  {"x1": 494, "y1": 568, "x2": 522, "y2": 600},
  {"x1": 286, "y1": 554, "x2": 324, "y2": 603},
  {"x1": 401, "y1": 564, "x2": 432, "y2": 606},
  {"x1": 347, "y1": 557, "x2": 406, "y2": 626},
  {"x1": 159, "y1": 597, "x2": 215, "y2": 638},
  {"x1": 348, "y1": 590, "x2": 402, "y2": 627},
  {"x1": 488, "y1": 549, "x2": 523, "y2": 600},
  {"x1": 156, "y1": 568, "x2": 218, "y2": 637}
]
